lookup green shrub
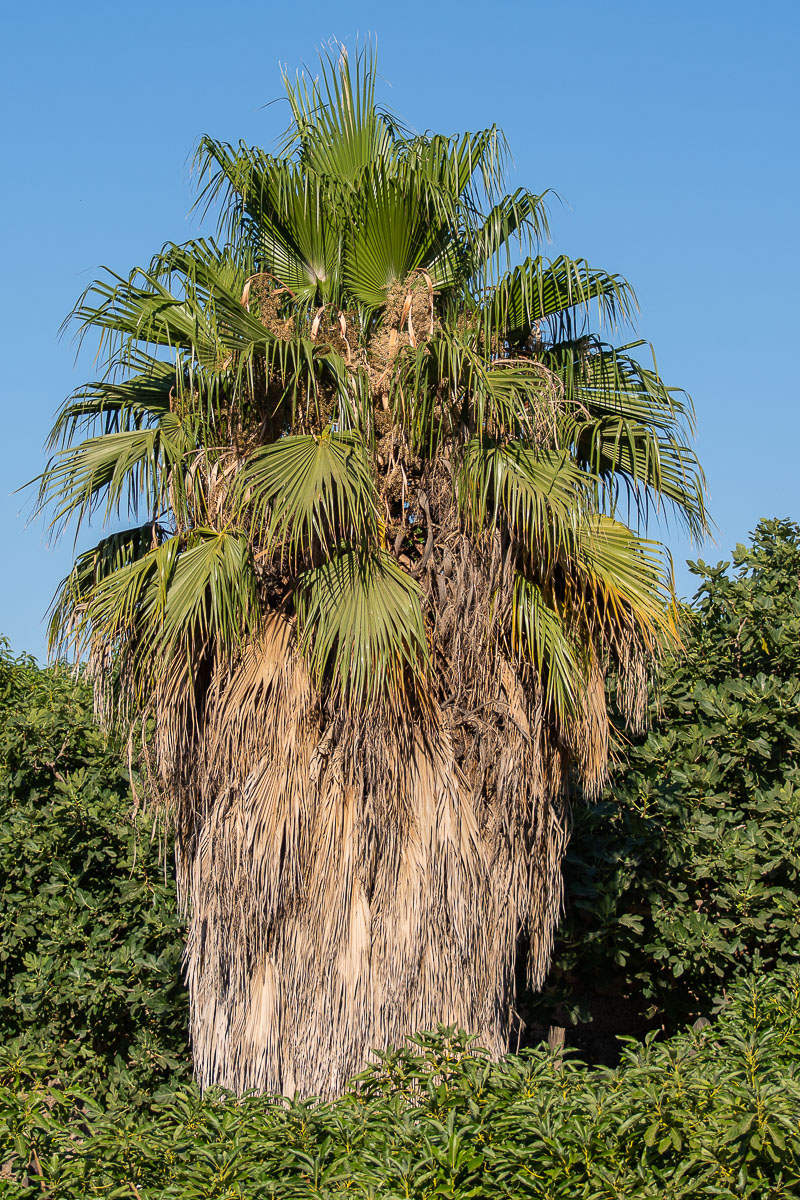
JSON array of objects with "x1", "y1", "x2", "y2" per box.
[
  {"x1": 0, "y1": 641, "x2": 189, "y2": 1102},
  {"x1": 3, "y1": 522, "x2": 800, "y2": 1195},
  {"x1": 536, "y1": 519, "x2": 800, "y2": 1038},
  {"x1": 2, "y1": 968, "x2": 799, "y2": 1197}
]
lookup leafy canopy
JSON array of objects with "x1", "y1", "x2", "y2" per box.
[{"x1": 36, "y1": 43, "x2": 706, "y2": 731}]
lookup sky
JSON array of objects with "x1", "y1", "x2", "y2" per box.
[{"x1": 1, "y1": 0, "x2": 798, "y2": 661}]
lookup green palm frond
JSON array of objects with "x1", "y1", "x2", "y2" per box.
[
  {"x1": 296, "y1": 547, "x2": 428, "y2": 703},
  {"x1": 570, "y1": 415, "x2": 707, "y2": 536},
  {"x1": 471, "y1": 358, "x2": 562, "y2": 439},
  {"x1": 569, "y1": 514, "x2": 676, "y2": 643},
  {"x1": 387, "y1": 342, "x2": 454, "y2": 456},
  {"x1": 512, "y1": 574, "x2": 583, "y2": 718},
  {"x1": 48, "y1": 523, "x2": 161, "y2": 655},
  {"x1": 457, "y1": 438, "x2": 589, "y2": 554},
  {"x1": 279, "y1": 44, "x2": 398, "y2": 183},
  {"x1": 398, "y1": 127, "x2": 511, "y2": 213},
  {"x1": 469, "y1": 189, "x2": 550, "y2": 285},
  {"x1": 195, "y1": 140, "x2": 324, "y2": 296},
  {"x1": 148, "y1": 529, "x2": 259, "y2": 652},
  {"x1": 37, "y1": 412, "x2": 195, "y2": 538},
  {"x1": 85, "y1": 529, "x2": 259, "y2": 669},
  {"x1": 550, "y1": 338, "x2": 707, "y2": 537},
  {"x1": 234, "y1": 431, "x2": 378, "y2": 558},
  {"x1": 548, "y1": 337, "x2": 694, "y2": 432},
  {"x1": 70, "y1": 268, "x2": 220, "y2": 362},
  {"x1": 148, "y1": 237, "x2": 252, "y2": 298},
  {"x1": 343, "y1": 176, "x2": 452, "y2": 309},
  {"x1": 47, "y1": 357, "x2": 176, "y2": 449},
  {"x1": 276, "y1": 174, "x2": 344, "y2": 303},
  {"x1": 70, "y1": 250, "x2": 282, "y2": 384},
  {"x1": 485, "y1": 256, "x2": 636, "y2": 346},
  {"x1": 395, "y1": 337, "x2": 559, "y2": 452}
]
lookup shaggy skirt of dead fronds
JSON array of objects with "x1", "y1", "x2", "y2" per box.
[{"x1": 155, "y1": 606, "x2": 571, "y2": 1099}]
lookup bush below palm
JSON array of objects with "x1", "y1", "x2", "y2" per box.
[
  {"x1": 3, "y1": 969, "x2": 799, "y2": 1198},
  {"x1": 0, "y1": 640, "x2": 188, "y2": 1104}
]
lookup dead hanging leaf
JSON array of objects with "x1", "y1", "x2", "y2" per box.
[
  {"x1": 241, "y1": 274, "x2": 295, "y2": 339},
  {"x1": 338, "y1": 312, "x2": 352, "y2": 362},
  {"x1": 367, "y1": 272, "x2": 438, "y2": 394},
  {"x1": 310, "y1": 307, "x2": 324, "y2": 341},
  {"x1": 308, "y1": 306, "x2": 353, "y2": 362},
  {"x1": 420, "y1": 270, "x2": 435, "y2": 338}
]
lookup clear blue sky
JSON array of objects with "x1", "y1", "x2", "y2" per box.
[{"x1": 2, "y1": 0, "x2": 798, "y2": 661}]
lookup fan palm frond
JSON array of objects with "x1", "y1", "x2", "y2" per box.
[
  {"x1": 38, "y1": 413, "x2": 195, "y2": 538},
  {"x1": 48, "y1": 522, "x2": 161, "y2": 656},
  {"x1": 279, "y1": 43, "x2": 398, "y2": 183},
  {"x1": 234, "y1": 430, "x2": 378, "y2": 558},
  {"x1": 47, "y1": 357, "x2": 176, "y2": 449},
  {"x1": 296, "y1": 546, "x2": 428, "y2": 703},
  {"x1": 457, "y1": 438, "x2": 588, "y2": 556},
  {"x1": 86, "y1": 528, "x2": 259, "y2": 671},
  {"x1": 469, "y1": 189, "x2": 551, "y2": 285},
  {"x1": 512, "y1": 574, "x2": 583, "y2": 718},
  {"x1": 485, "y1": 255, "x2": 637, "y2": 347},
  {"x1": 552, "y1": 338, "x2": 706, "y2": 536},
  {"x1": 569, "y1": 514, "x2": 677, "y2": 645}
]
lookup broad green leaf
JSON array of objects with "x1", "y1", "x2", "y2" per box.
[{"x1": 296, "y1": 547, "x2": 428, "y2": 703}]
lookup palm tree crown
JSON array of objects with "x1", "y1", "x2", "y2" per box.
[{"x1": 38, "y1": 46, "x2": 706, "y2": 1097}]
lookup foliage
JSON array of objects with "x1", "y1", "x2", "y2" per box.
[
  {"x1": 37, "y1": 48, "x2": 703, "y2": 723},
  {"x1": 31, "y1": 42, "x2": 707, "y2": 1096},
  {"x1": 2, "y1": 516, "x2": 799, "y2": 1191},
  {"x1": 0, "y1": 640, "x2": 189, "y2": 1103},
  {"x1": 537, "y1": 519, "x2": 800, "y2": 1036},
  {"x1": 1, "y1": 969, "x2": 799, "y2": 1197}
]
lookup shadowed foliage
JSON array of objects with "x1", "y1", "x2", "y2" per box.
[
  {"x1": 35, "y1": 44, "x2": 706, "y2": 1096},
  {"x1": 531, "y1": 519, "x2": 800, "y2": 1048},
  {"x1": 0, "y1": 640, "x2": 188, "y2": 1102}
]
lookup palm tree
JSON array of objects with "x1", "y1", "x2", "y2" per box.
[{"x1": 37, "y1": 45, "x2": 706, "y2": 1098}]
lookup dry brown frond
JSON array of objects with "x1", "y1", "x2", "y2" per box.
[
  {"x1": 134, "y1": 572, "x2": 575, "y2": 1096},
  {"x1": 571, "y1": 655, "x2": 610, "y2": 799},
  {"x1": 614, "y1": 631, "x2": 652, "y2": 736},
  {"x1": 242, "y1": 274, "x2": 295, "y2": 339},
  {"x1": 368, "y1": 273, "x2": 437, "y2": 399}
]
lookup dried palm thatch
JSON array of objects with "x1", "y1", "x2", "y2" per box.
[
  {"x1": 36, "y1": 44, "x2": 707, "y2": 1098},
  {"x1": 156, "y1": 556, "x2": 572, "y2": 1097}
]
